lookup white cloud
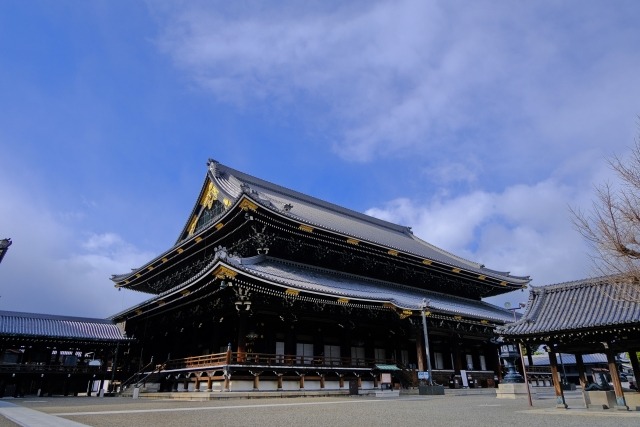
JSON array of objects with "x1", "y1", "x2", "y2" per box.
[
  {"x1": 153, "y1": 0, "x2": 640, "y2": 170},
  {"x1": 0, "y1": 179, "x2": 151, "y2": 318},
  {"x1": 366, "y1": 179, "x2": 593, "y2": 288}
]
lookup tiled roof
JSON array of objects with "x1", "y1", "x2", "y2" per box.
[
  {"x1": 204, "y1": 161, "x2": 529, "y2": 285},
  {"x1": 0, "y1": 311, "x2": 127, "y2": 341},
  {"x1": 115, "y1": 251, "x2": 515, "y2": 323},
  {"x1": 497, "y1": 277, "x2": 640, "y2": 337},
  {"x1": 236, "y1": 257, "x2": 515, "y2": 322}
]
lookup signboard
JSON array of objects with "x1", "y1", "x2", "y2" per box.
[
  {"x1": 381, "y1": 373, "x2": 392, "y2": 383},
  {"x1": 460, "y1": 370, "x2": 469, "y2": 388},
  {"x1": 417, "y1": 371, "x2": 430, "y2": 380}
]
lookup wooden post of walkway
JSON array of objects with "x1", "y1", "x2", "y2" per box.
[
  {"x1": 605, "y1": 349, "x2": 628, "y2": 410},
  {"x1": 629, "y1": 350, "x2": 640, "y2": 390},
  {"x1": 575, "y1": 353, "x2": 590, "y2": 408},
  {"x1": 548, "y1": 351, "x2": 567, "y2": 409}
]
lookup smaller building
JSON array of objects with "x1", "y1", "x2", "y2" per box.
[
  {"x1": 498, "y1": 276, "x2": 640, "y2": 410},
  {"x1": 0, "y1": 310, "x2": 129, "y2": 397}
]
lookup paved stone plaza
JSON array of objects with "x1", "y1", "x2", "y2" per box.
[{"x1": 1, "y1": 389, "x2": 640, "y2": 427}]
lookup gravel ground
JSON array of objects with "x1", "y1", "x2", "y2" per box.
[{"x1": 3, "y1": 390, "x2": 640, "y2": 427}]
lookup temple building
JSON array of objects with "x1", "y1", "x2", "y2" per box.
[{"x1": 110, "y1": 159, "x2": 530, "y2": 393}]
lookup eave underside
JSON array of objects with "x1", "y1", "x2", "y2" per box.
[{"x1": 114, "y1": 203, "x2": 526, "y2": 299}]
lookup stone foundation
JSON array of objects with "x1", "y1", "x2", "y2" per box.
[{"x1": 495, "y1": 383, "x2": 535, "y2": 399}]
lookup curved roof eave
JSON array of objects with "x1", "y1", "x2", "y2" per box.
[
  {"x1": 110, "y1": 190, "x2": 247, "y2": 286},
  {"x1": 111, "y1": 253, "x2": 514, "y2": 324}
]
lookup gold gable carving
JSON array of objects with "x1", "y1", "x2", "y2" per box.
[
  {"x1": 188, "y1": 217, "x2": 198, "y2": 235},
  {"x1": 200, "y1": 181, "x2": 219, "y2": 209},
  {"x1": 212, "y1": 265, "x2": 237, "y2": 279},
  {"x1": 239, "y1": 199, "x2": 258, "y2": 211}
]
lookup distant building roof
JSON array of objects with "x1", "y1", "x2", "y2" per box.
[
  {"x1": 524, "y1": 353, "x2": 609, "y2": 366},
  {"x1": 0, "y1": 310, "x2": 127, "y2": 343}
]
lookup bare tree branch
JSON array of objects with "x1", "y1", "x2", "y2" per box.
[{"x1": 571, "y1": 125, "x2": 640, "y2": 301}]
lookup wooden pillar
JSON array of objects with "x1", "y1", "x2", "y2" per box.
[
  {"x1": 194, "y1": 376, "x2": 200, "y2": 392},
  {"x1": 605, "y1": 349, "x2": 628, "y2": 410},
  {"x1": 320, "y1": 374, "x2": 325, "y2": 389},
  {"x1": 453, "y1": 336, "x2": 463, "y2": 373},
  {"x1": 339, "y1": 375, "x2": 344, "y2": 389},
  {"x1": 183, "y1": 378, "x2": 189, "y2": 392},
  {"x1": 548, "y1": 351, "x2": 567, "y2": 409},
  {"x1": 299, "y1": 374, "x2": 305, "y2": 390},
  {"x1": 629, "y1": 350, "x2": 640, "y2": 390},
  {"x1": 575, "y1": 353, "x2": 591, "y2": 408},
  {"x1": 495, "y1": 347, "x2": 503, "y2": 383},
  {"x1": 277, "y1": 374, "x2": 283, "y2": 391},
  {"x1": 206, "y1": 376, "x2": 212, "y2": 392},
  {"x1": 223, "y1": 371, "x2": 231, "y2": 392},
  {"x1": 225, "y1": 343, "x2": 232, "y2": 364},
  {"x1": 253, "y1": 374, "x2": 259, "y2": 391},
  {"x1": 575, "y1": 354, "x2": 588, "y2": 389},
  {"x1": 416, "y1": 336, "x2": 425, "y2": 371}
]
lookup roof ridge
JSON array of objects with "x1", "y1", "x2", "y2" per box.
[
  {"x1": 535, "y1": 275, "x2": 614, "y2": 292},
  {"x1": 215, "y1": 162, "x2": 413, "y2": 235}
]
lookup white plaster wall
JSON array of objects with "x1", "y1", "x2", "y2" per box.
[
  {"x1": 324, "y1": 380, "x2": 341, "y2": 390},
  {"x1": 257, "y1": 381, "x2": 279, "y2": 391},
  {"x1": 360, "y1": 381, "x2": 374, "y2": 390},
  {"x1": 282, "y1": 380, "x2": 300, "y2": 390},
  {"x1": 303, "y1": 381, "x2": 321, "y2": 391},
  {"x1": 230, "y1": 380, "x2": 254, "y2": 391}
]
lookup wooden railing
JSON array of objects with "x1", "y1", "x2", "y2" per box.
[{"x1": 161, "y1": 352, "x2": 400, "y2": 371}]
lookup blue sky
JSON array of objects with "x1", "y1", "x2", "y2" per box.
[{"x1": 1, "y1": 0, "x2": 639, "y2": 317}]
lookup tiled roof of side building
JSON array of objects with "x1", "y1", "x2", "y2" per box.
[
  {"x1": 497, "y1": 276, "x2": 640, "y2": 337},
  {"x1": 0, "y1": 310, "x2": 127, "y2": 341},
  {"x1": 208, "y1": 161, "x2": 530, "y2": 284}
]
